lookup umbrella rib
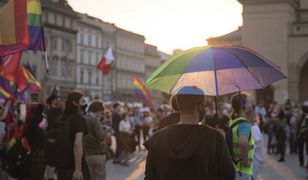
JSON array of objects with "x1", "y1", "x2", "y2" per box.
[
  {"x1": 226, "y1": 51, "x2": 264, "y2": 88},
  {"x1": 213, "y1": 50, "x2": 219, "y2": 96}
]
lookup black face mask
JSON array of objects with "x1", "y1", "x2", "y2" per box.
[
  {"x1": 198, "y1": 103, "x2": 206, "y2": 122},
  {"x1": 81, "y1": 104, "x2": 87, "y2": 113}
]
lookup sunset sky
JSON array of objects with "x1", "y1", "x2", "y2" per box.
[{"x1": 67, "y1": 0, "x2": 243, "y2": 53}]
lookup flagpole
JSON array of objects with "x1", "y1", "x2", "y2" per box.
[{"x1": 44, "y1": 51, "x2": 49, "y2": 73}]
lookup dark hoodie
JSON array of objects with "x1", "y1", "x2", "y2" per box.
[{"x1": 144, "y1": 124, "x2": 235, "y2": 180}]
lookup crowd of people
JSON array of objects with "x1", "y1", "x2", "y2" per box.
[
  {"x1": 143, "y1": 86, "x2": 308, "y2": 180},
  {"x1": 257, "y1": 99, "x2": 308, "y2": 166},
  {"x1": 0, "y1": 84, "x2": 306, "y2": 180},
  {"x1": 0, "y1": 87, "x2": 169, "y2": 180}
]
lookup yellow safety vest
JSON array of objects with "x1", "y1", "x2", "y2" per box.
[{"x1": 229, "y1": 117, "x2": 254, "y2": 175}]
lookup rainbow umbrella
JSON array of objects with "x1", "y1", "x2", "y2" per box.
[{"x1": 146, "y1": 45, "x2": 286, "y2": 96}]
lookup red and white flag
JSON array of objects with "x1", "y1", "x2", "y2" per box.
[{"x1": 97, "y1": 47, "x2": 114, "y2": 75}]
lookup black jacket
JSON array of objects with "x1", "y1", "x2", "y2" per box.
[
  {"x1": 144, "y1": 124, "x2": 235, "y2": 180},
  {"x1": 23, "y1": 104, "x2": 45, "y2": 151}
]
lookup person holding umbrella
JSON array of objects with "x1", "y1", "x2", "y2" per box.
[{"x1": 144, "y1": 86, "x2": 235, "y2": 180}]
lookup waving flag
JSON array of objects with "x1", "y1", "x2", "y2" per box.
[
  {"x1": 0, "y1": 52, "x2": 22, "y2": 81},
  {"x1": 97, "y1": 47, "x2": 114, "y2": 75},
  {"x1": 22, "y1": 66, "x2": 41, "y2": 92},
  {"x1": 0, "y1": 76, "x2": 14, "y2": 98},
  {"x1": 27, "y1": 0, "x2": 45, "y2": 51},
  {"x1": 0, "y1": 0, "x2": 29, "y2": 56},
  {"x1": 133, "y1": 76, "x2": 155, "y2": 109}
]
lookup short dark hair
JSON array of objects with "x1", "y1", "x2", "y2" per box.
[
  {"x1": 46, "y1": 94, "x2": 60, "y2": 104},
  {"x1": 64, "y1": 92, "x2": 84, "y2": 114},
  {"x1": 113, "y1": 103, "x2": 120, "y2": 110},
  {"x1": 230, "y1": 93, "x2": 248, "y2": 120},
  {"x1": 303, "y1": 105, "x2": 308, "y2": 114},
  {"x1": 88, "y1": 100, "x2": 105, "y2": 113},
  {"x1": 171, "y1": 94, "x2": 205, "y2": 112}
]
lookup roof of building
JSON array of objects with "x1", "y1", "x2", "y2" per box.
[{"x1": 207, "y1": 27, "x2": 242, "y2": 43}]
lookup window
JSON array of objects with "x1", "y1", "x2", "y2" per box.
[
  {"x1": 96, "y1": 36, "x2": 99, "y2": 48},
  {"x1": 96, "y1": 73, "x2": 100, "y2": 85},
  {"x1": 61, "y1": 58, "x2": 66, "y2": 77},
  {"x1": 67, "y1": 40, "x2": 72, "y2": 53},
  {"x1": 68, "y1": 61, "x2": 73, "y2": 78},
  {"x1": 62, "y1": 15, "x2": 65, "y2": 26},
  {"x1": 88, "y1": 51, "x2": 91, "y2": 64},
  {"x1": 80, "y1": 33, "x2": 84, "y2": 45},
  {"x1": 80, "y1": 49, "x2": 84, "y2": 64},
  {"x1": 52, "y1": 38, "x2": 57, "y2": 51},
  {"x1": 43, "y1": 11, "x2": 48, "y2": 22},
  {"x1": 57, "y1": 14, "x2": 62, "y2": 26},
  {"x1": 88, "y1": 72, "x2": 92, "y2": 84},
  {"x1": 51, "y1": 56, "x2": 58, "y2": 76},
  {"x1": 61, "y1": 39, "x2": 66, "y2": 52},
  {"x1": 52, "y1": 13, "x2": 56, "y2": 24},
  {"x1": 96, "y1": 52, "x2": 99, "y2": 64},
  {"x1": 88, "y1": 34, "x2": 92, "y2": 47},
  {"x1": 80, "y1": 69, "x2": 84, "y2": 84}
]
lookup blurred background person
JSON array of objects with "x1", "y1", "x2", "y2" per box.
[
  {"x1": 118, "y1": 113, "x2": 133, "y2": 166},
  {"x1": 84, "y1": 100, "x2": 111, "y2": 180}
]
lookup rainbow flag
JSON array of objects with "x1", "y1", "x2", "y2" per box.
[
  {"x1": 133, "y1": 76, "x2": 155, "y2": 109},
  {"x1": 0, "y1": 76, "x2": 13, "y2": 98},
  {"x1": 0, "y1": 87, "x2": 11, "y2": 98},
  {"x1": 27, "y1": 0, "x2": 46, "y2": 51},
  {"x1": 0, "y1": 52, "x2": 22, "y2": 82},
  {"x1": 0, "y1": 0, "x2": 29, "y2": 56},
  {"x1": 22, "y1": 66, "x2": 41, "y2": 92}
]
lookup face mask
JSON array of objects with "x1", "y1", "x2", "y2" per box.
[
  {"x1": 198, "y1": 103, "x2": 206, "y2": 122},
  {"x1": 81, "y1": 104, "x2": 87, "y2": 112}
]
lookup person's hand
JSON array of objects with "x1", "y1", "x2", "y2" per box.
[
  {"x1": 44, "y1": 71, "x2": 50, "y2": 82},
  {"x1": 5, "y1": 97, "x2": 14, "y2": 105},
  {"x1": 72, "y1": 169, "x2": 83, "y2": 180}
]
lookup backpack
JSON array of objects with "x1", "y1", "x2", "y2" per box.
[
  {"x1": 1, "y1": 137, "x2": 31, "y2": 178},
  {"x1": 44, "y1": 115, "x2": 75, "y2": 168},
  {"x1": 225, "y1": 119, "x2": 248, "y2": 164}
]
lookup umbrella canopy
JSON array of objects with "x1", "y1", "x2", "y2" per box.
[{"x1": 146, "y1": 46, "x2": 286, "y2": 96}]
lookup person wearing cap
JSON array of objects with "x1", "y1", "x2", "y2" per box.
[{"x1": 144, "y1": 86, "x2": 235, "y2": 180}]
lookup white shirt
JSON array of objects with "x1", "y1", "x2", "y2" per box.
[
  {"x1": 252, "y1": 124, "x2": 264, "y2": 162},
  {"x1": 119, "y1": 120, "x2": 132, "y2": 133},
  {"x1": 255, "y1": 106, "x2": 267, "y2": 123},
  {"x1": 143, "y1": 116, "x2": 153, "y2": 126}
]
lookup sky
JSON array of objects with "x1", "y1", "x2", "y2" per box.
[{"x1": 67, "y1": 0, "x2": 243, "y2": 54}]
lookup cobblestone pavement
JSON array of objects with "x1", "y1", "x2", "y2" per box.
[
  {"x1": 107, "y1": 149, "x2": 146, "y2": 180},
  {"x1": 107, "y1": 135, "x2": 308, "y2": 180},
  {"x1": 257, "y1": 134, "x2": 307, "y2": 180}
]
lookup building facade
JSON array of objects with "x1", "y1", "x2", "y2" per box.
[
  {"x1": 76, "y1": 13, "x2": 103, "y2": 99},
  {"x1": 0, "y1": 0, "x2": 165, "y2": 103},
  {"x1": 208, "y1": 0, "x2": 308, "y2": 103},
  {"x1": 1, "y1": 0, "x2": 80, "y2": 96},
  {"x1": 41, "y1": 0, "x2": 78, "y2": 95},
  {"x1": 145, "y1": 44, "x2": 163, "y2": 102},
  {"x1": 99, "y1": 20, "x2": 117, "y2": 101},
  {"x1": 114, "y1": 28, "x2": 146, "y2": 101}
]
